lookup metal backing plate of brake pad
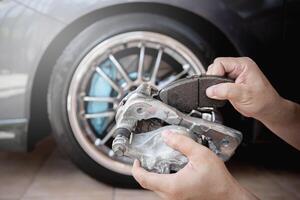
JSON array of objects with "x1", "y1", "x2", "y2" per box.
[{"x1": 159, "y1": 75, "x2": 233, "y2": 113}]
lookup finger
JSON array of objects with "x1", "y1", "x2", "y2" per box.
[
  {"x1": 206, "y1": 63, "x2": 225, "y2": 76},
  {"x1": 206, "y1": 57, "x2": 245, "y2": 79},
  {"x1": 132, "y1": 160, "x2": 171, "y2": 191},
  {"x1": 161, "y1": 131, "x2": 208, "y2": 159},
  {"x1": 206, "y1": 82, "x2": 245, "y2": 102}
]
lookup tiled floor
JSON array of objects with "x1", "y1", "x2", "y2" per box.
[{"x1": 0, "y1": 137, "x2": 299, "y2": 200}]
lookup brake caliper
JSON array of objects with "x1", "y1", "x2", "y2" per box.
[{"x1": 112, "y1": 75, "x2": 242, "y2": 174}]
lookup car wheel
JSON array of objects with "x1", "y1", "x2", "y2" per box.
[{"x1": 48, "y1": 13, "x2": 214, "y2": 188}]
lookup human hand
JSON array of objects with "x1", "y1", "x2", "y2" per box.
[
  {"x1": 132, "y1": 130, "x2": 256, "y2": 200},
  {"x1": 206, "y1": 57, "x2": 283, "y2": 123}
]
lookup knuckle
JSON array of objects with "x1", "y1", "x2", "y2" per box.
[
  {"x1": 213, "y1": 57, "x2": 223, "y2": 63},
  {"x1": 207, "y1": 64, "x2": 214, "y2": 71},
  {"x1": 214, "y1": 57, "x2": 234, "y2": 63},
  {"x1": 241, "y1": 57, "x2": 255, "y2": 66},
  {"x1": 242, "y1": 56, "x2": 253, "y2": 62}
]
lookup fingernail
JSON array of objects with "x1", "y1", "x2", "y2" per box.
[{"x1": 206, "y1": 86, "x2": 215, "y2": 97}]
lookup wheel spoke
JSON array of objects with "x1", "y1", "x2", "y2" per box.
[
  {"x1": 158, "y1": 64, "x2": 190, "y2": 89},
  {"x1": 83, "y1": 96, "x2": 116, "y2": 103},
  {"x1": 109, "y1": 54, "x2": 132, "y2": 84},
  {"x1": 84, "y1": 111, "x2": 115, "y2": 119},
  {"x1": 172, "y1": 65, "x2": 190, "y2": 80},
  {"x1": 99, "y1": 124, "x2": 116, "y2": 145},
  {"x1": 150, "y1": 48, "x2": 163, "y2": 84},
  {"x1": 95, "y1": 67, "x2": 122, "y2": 94},
  {"x1": 137, "y1": 44, "x2": 145, "y2": 81}
]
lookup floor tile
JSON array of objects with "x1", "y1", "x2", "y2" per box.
[
  {"x1": 22, "y1": 149, "x2": 113, "y2": 199},
  {"x1": 0, "y1": 137, "x2": 55, "y2": 199},
  {"x1": 114, "y1": 189, "x2": 161, "y2": 200}
]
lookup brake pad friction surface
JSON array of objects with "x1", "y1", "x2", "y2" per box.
[
  {"x1": 159, "y1": 75, "x2": 233, "y2": 113},
  {"x1": 159, "y1": 78, "x2": 198, "y2": 113}
]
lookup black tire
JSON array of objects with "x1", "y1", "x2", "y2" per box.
[{"x1": 48, "y1": 12, "x2": 216, "y2": 188}]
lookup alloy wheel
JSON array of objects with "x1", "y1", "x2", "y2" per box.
[{"x1": 67, "y1": 31, "x2": 206, "y2": 175}]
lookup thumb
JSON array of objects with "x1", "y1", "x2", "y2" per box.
[
  {"x1": 206, "y1": 83, "x2": 244, "y2": 102},
  {"x1": 161, "y1": 130, "x2": 209, "y2": 160}
]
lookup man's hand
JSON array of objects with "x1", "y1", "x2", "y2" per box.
[
  {"x1": 206, "y1": 57, "x2": 281, "y2": 122},
  {"x1": 132, "y1": 130, "x2": 257, "y2": 200},
  {"x1": 206, "y1": 57, "x2": 300, "y2": 150}
]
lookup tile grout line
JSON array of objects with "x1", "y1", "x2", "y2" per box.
[{"x1": 18, "y1": 149, "x2": 55, "y2": 200}]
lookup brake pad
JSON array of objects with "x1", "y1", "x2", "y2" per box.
[{"x1": 159, "y1": 75, "x2": 233, "y2": 113}]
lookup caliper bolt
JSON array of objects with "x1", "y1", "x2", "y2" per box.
[
  {"x1": 112, "y1": 143, "x2": 126, "y2": 156},
  {"x1": 112, "y1": 135, "x2": 128, "y2": 156},
  {"x1": 112, "y1": 128, "x2": 131, "y2": 156}
]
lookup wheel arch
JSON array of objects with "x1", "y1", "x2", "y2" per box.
[{"x1": 28, "y1": 2, "x2": 242, "y2": 149}]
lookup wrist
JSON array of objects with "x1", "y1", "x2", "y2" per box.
[
  {"x1": 259, "y1": 97, "x2": 296, "y2": 127},
  {"x1": 259, "y1": 97, "x2": 293, "y2": 127},
  {"x1": 255, "y1": 94, "x2": 285, "y2": 124}
]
